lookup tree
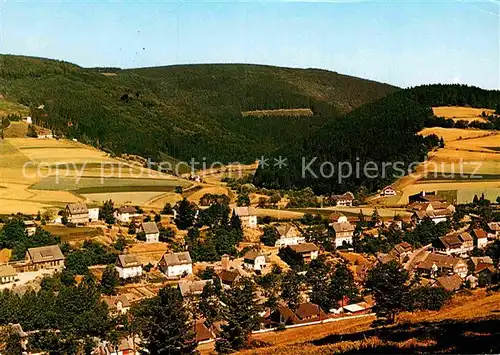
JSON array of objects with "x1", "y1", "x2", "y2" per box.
[
  {"x1": 229, "y1": 211, "x2": 242, "y2": 235},
  {"x1": 0, "y1": 325, "x2": 23, "y2": 355},
  {"x1": 174, "y1": 185, "x2": 183, "y2": 194},
  {"x1": 280, "y1": 270, "x2": 303, "y2": 310},
  {"x1": 133, "y1": 287, "x2": 197, "y2": 354},
  {"x1": 216, "y1": 277, "x2": 261, "y2": 353},
  {"x1": 99, "y1": 200, "x2": 115, "y2": 224},
  {"x1": 278, "y1": 247, "x2": 304, "y2": 270},
  {"x1": 198, "y1": 281, "x2": 222, "y2": 325},
  {"x1": 370, "y1": 207, "x2": 380, "y2": 227},
  {"x1": 27, "y1": 124, "x2": 38, "y2": 138},
  {"x1": 260, "y1": 226, "x2": 278, "y2": 246},
  {"x1": 161, "y1": 203, "x2": 173, "y2": 215},
  {"x1": 439, "y1": 136, "x2": 445, "y2": 148},
  {"x1": 174, "y1": 198, "x2": 198, "y2": 230},
  {"x1": 328, "y1": 262, "x2": 358, "y2": 308},
  {"x1": 307, "y1": 256, "x2": 332, "y2": 311},
  {"x1": 101, "y1": 265, "x2": 119, "y2": 295},
  {"x1": 236, "y1": 192, "x2": 250, "y2": 207},
  {"x1": 154, "y1": 214, "x2": 161, "y2": 223},
  {"x1": 159, "y1": 226, "x2": 175, "y2": 243},
  {"x1": 365, "y1": 261, "x2": 410, "y2": 323}
]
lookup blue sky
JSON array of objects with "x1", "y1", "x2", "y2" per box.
[{"x1": 1, "y1": 1, "x2": 498, "y2": 89}]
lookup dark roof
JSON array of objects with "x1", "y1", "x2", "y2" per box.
[
  {"x1": 437, "y1": 274, "x2": 462, "y2": 292},
  {"x1": 66, "y1": 203, "x2": 88, "y2": 215},
  {"x1": 218, "y1": 269, "x2": 240, "y2": 284},
  {"x1": 142, "y1": 221, "x2": 159, "y2": 234},
  {"x1": 233, "y1": 206, "x2": 257, "y2": 217},
  {"x1": 117, "y1": 206, "x2": 136, "y2": 214},
  {"x1": 332, "y1": 222, "x2": 355, "y2": 233},
  {"x1": 178, "y1": 280, "x2": 212, "y2": 297},
  {"x1": 418, "y1": 253, "x2": 464, "y2": 270},
  {"x1": 295, "y1": 302, "x2": 322, "y2": 319},
  {"x1": 27, "y1": 245, "x2": 64, "y2": 263},
  {"x1": 472, "y1": 229, "x2": 488, "y2": 240},
  {"x1": 440, "y1": 232, "x2": 472, "y2": 249},
  {"x1": 243, "y1": 250, "x2": 264, "y2": 261},
  {"x1": 289, "y1": 243, "x2": 319, "y2": 254},
  {"x1": 116, "y1": 254, "x2": 141, "y2": 268},
  {"x1": 332, "y1": 192, "x2": 354, "y2": 201},
  {"x1": 161, "y1": 252, "x2": 192, "y2": 266},
  {"x1": 195, "y1": 322, "x2": 213, "y2": 342}
]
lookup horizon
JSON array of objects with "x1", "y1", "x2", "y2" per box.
[{"x1": 1, "y1": 1, "x2": 498, "y2": 90}]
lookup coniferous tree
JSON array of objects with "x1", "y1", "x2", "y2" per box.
[
  {"x1": 99, "y1": 200, "x2": 115, "y2": 224},
  {"x1": 216, "y1": 277, "x2": 261, "y2": 353},
  {"x1": 365, "y1": 260, "x2": 410, "y2": 323},
  {"x1": 328, "y1": 262, "x2": 358, "y2": 308},
  {"x1": 280, "y1": 270, "x2": 303, "y2": 310},
  {"x1": 134, "y1": 286, "x2": 197, "y2": 354},
  {"x1": 174, "y1": 198, "x2": 198, "y2": 230},
  {"x1": 101, "y1": 265, "x2": 120, "y2": 295}
]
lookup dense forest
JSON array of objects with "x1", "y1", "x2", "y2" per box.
[
  {"x1": 0, "y1": 55, "x2": 397, "y2": 163},
  {"x1": 253, "y1": 84, "x2": 500, "y2": 194}
]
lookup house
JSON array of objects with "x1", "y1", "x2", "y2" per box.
[
  {"x1": 195, "y1": 321, "x2": 214, "y2": 343},
  {"x1": 331, "y1": 222, "x2": 355, "y2": 248},
  {"x1": 466, "y1": 274, "x2": 478, "y2": 288},
  {"x1": 412, "y1": 209, "x2": 453, "y2": 224},
  {"x1": 289, "y1": 243, "x2": 319, "y2": 262},
  {"x1": 416, "y1": 253, "x2": 467, "y2": 278},
  {"x1": 243, "y1": 250, "x2": 267, "y2": 271},
  {"x1": 25, "y1": 245, "x2": 65, "y2": 271},
  {"x1": 378, "y1": 242, "x2": 414, "y2": 264},
  {"x1": 141, "y1": 222, "x2": 160, "y2": 243},
  {"x1": 274, "y1": 223, "x2": 305, "y2": 247},
  {"x1": 331, "y1": 192, "x2": 355, "y2": 207},
  {"x1": 471, "y1": 256, "x2": 494, "y2": 271},
  {"x1": 0, "y1": 265, "x2": 17, "y2": 284},
  {"x1": 408, "y1": 191, "x2": 450, "y2": 204},
  {"x1": 65, "y1": 203, "x2": 89, "y2": 224},
  {"x1": 438, "y1": 232, "x2": 474, "y2": 256},
  {"x1": 233, "y1": 207, "x2": 258, "y2": 228},
  {"x1": 381, "y1": 186, "x2": 397, "y2": 196},
  {"x1": 436, "y1": 274, "x2": 463, "y2": 292},
  {"x1": 159, "y1": 252, "x2": 192, "y2": 278},
  {"x1": 115, "y1": 254, "x2": 142, "y2": 279},
  {"x1": 265, "y1": 302, "x2": 326, "y2": 327},
  {"x1": 178, "y1": 279, "x2": 213, "y2": 298},
  {"x1": 88, "y1": 207, "x2": 100, "y2": 222},
  {"x1": 102, "y1": 295, "x2": 131, "y2": 315},
  {"x1": 329, "y1": 212, "x2": 348, "y2": 224},
  {"x1": 94, "y1": 337, "x2": 138, "y2": 355},
  {"x1": 218, "y1": 269, "x2": 240, "y2": 289},
  {"x1": 487, "y1": 222, "x2": 500, "y2": 239},
  {"x1": 471, "y1": 229, "x2": 489, "y2": 249},
  {"x1": 343, "y1": 301, "x2": 373, "y2": 315},
  {"x1": 24, "y1": 220, "x2": 37, "y2": 236},
  {"x1": 114, "y1": 206, "x2": 139, "y2": 223}
]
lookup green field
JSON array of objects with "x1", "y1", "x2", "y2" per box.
[{"x1": 31, "y1": 176, "x2": 191, "y2": 193}]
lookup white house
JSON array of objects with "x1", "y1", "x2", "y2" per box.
[
  {"x1": 381, "y1": 186, "x2": 397, "y2": 196},
  {"x1": 0, "y1": 265, "x2": 18, "y2": 284},
  {"x1": 103, "y1": 294, "x2": 131, "y2": 315},
  {"x1": 438, "y1": 232, "x2": 474, "y2": 256},
  {"x1": 331, "y1": 222, "x2": 355, "y2": 248},
  {"x1": 487, "y1": 222, "x2": 500, "y2": 239},
  {"x1": 159, "y1": 252, "x2": 193, "y2": 278},
  {"x1": 141, "y1": 222, "x2": 160, "y2": 243},
  {"x1": 243, "y1": 250, "x2": 267, "y2": 271},
  {"x1": 289, "y1": 243, "x2": 319, "y2": 263},
  {"x1": 115, "y1": 254, "x2": 143, "y2": 279},
  {"x1": 233, "y1": 207, "x2": 258, "y2": 228},
  {"x1": 331, "y1": 192, "x2": 355, "y2": 207},
  {"x1": 88, "y1": 207, "x2": 100, "y2": 222},
  {"x1": 114, "y1": 206, "x2": 139, "y2": 223},
  {"x1": 274, "y1": 223, "x2": 305, "y2": 247},
  {"x1": 472, "y1": 229, "x2": 488, "y2": 249},
  {"x1": 24, "y1": 221, "x2": 37, "y2": 236}
]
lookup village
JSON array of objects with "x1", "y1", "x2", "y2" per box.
[{"x1": 1, "y1": 182, "x2": 499, "y2": 354}]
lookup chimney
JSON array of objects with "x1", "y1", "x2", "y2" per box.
[
  {"x1": 221, "y1": 254, "x2": 230, "y2": 270},
  {"x1": 422, "y1": 191, "x2": 426, "y2": 197}
]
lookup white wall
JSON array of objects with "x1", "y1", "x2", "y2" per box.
[
  {"x1": 116, "y1": 265, "x2": 143, "y2": 279},
  {"x1": 166, "y1": 264, "x2": 192, "y2": 278},
  {"x1": 146, "y1": 232, "x2": 160, "y2": 243},
  {"x1": 88, "y1": 208, "x2": 99, "y2": 221}
]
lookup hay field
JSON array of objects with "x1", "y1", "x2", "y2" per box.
[
  {"x1": 392, "y1": 128, "x2": 500, "y2": 204},
  {"x1": 0, "y1": 98, "x2": 29, "y2": 116},
  {"x1": 3, "y1": 121, "x2": 29, "y2": 138},
  {"x1": 432, "y1": 106, "x2": 494, "y2": 122},
  {"x1": 0, "y1": 138, "x2": 191, "y2": 214}
]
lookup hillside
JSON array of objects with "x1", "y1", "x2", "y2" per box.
[
  {"x1": 254, "y1": 85, "x2": 500, "y2": 194},
  {"x1": 0, "y1": 55, "x2": 398, "y2": 164},
  {"x1": 228, "y1": 290, "x2": 500, "y2": 355}
]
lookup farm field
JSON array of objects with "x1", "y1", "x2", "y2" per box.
[
  {"x1": 432, "y1": 106, "x2": 494, "y2": 122},
  {"x1": 242, "y1": 108, "x2": 314, "y2": 117},
  {"x1": 0, "y1": 138, "x2": 192, "y2": 214},
  {"x1": 389, "y1": 128, "x2": 500, "y2": 205},
  {"x1": 0, "y1": 98, "x2": 29, "y2": 117}
]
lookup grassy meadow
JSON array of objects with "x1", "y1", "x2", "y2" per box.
[{"x1": 0, "y1": 137, "x2": 191, "y2": 214}]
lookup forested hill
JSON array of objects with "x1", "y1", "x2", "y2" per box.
[
  {"x1": 253, "y1": 84, "x2": 500, "y2": 194},
  {"x1": 0, "y1": 55, "x2": 398, "y2": 163}
]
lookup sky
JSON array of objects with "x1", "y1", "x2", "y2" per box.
[{"x1": 0, "y1": 0, "x2": 499, "y2": 89}]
